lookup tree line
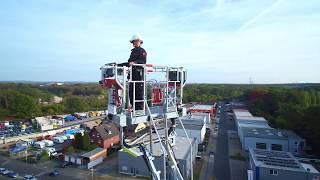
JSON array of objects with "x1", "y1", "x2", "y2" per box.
[{"x1": 0, "y1": 83, "x2": 107, "y2": 119}]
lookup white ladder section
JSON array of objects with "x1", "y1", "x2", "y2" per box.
[
  {"x1": 145, "y1": 100, "x2": 185, "y2": 180},
  {"x1": 144, "y1": 100, "x2": 167, "y2": 180},
  {"x1": 139, "y1": 145, "x2": 161, "y2": 180}
]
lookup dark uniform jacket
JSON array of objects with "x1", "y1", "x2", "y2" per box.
[
  {"x1": 128, "y1": 47, "x2": 147, "y2": 64},
  {"x1": 128, "y1": 47, "x2": 147, "y2": 81}
]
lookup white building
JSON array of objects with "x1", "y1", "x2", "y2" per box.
[
  {"x1": 35, "y1": 117, "x2": 54, "y2": 131},
  {"x1": 175, "y1": 123, "x2": 206, "y2": 146}
]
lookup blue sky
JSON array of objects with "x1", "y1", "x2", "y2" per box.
[{"x1": 0, "y1": 0, "x2": 319, "y2": 83}]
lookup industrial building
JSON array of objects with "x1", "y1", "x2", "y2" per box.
[
  {"x1": 118, "y1": 136, "x2": 197, "y2": 179},
  {"x1": 248, "y1": 149, "x2": 320, "y2": 180},
  {"x1": 180, "y1": 113, "x2": 208, "y2": 128},
  {"x1": 188, "y1": 104, "x2": 216, "y2": 116},
  {"x1": 175, "y1": 123, "x2": 206, "y2": 146},
  {"x1": 240, "y1": 127, "x2": 305, "y2": 156},
  {"x1": 233, "y1": 108, "x2": 306, "y2": 156},
  {"x1": 64, "y1": 148, "x2": 107, "y2": 169},
  {"x1": 189, "y1": 112, "x2": 211, "y2": 127}
]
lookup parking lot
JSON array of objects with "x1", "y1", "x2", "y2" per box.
[
  {"x1": 0, "y1": 154, "x2": 92, "y2": 180},
  {"x1": 0, "y1": 122, "x2": 35, "y2": 139}
]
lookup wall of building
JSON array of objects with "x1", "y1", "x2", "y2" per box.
[
  {"x1": 118, "y1": 139, "x2": 197, "y2": 180},
  {"x1": 255, "y1": 167, "x2": 308, "y2": 180},
  {"x1": 118, "y1": 150, "x2": 162, "y2": 178},
  {"x1": 243, "y1": 137, "x2": 288, "y2": 152},
  {"x1": 288, "y1": 138, "x2": 305, "y2": 156},
  {"x1": 102, "y1": 135, "x2": 120, "y2": 150},
  {"x1": 176, "y1": 128, "x2": 204, "y2": 146}
]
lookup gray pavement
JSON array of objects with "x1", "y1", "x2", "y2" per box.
[
  {"x1": 0, "y1": 155, "x2": 92, "y2": 180},
  {"x1": 228, "y1": 130, "x2": 248, "y2": 180},
  {"x1": 213, "y1": 104, "x2": 231, "y2": 180},
  {"x1": 199, "y1": 130, "x2": 216, "y2": 180}
]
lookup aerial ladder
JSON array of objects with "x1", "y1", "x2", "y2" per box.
[{"x1": 99, "y1": 62, "x2": 192, "y2": 180}]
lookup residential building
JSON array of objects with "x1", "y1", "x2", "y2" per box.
[{"x1": 89, "y1": 123, "x2": 120, "y2": 152}]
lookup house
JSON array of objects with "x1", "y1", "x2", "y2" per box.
[
  {"x1": 248, "y1": 148, "x2": 320, "y2": 180},
  {"x1": 89, "y1": 123, "x2": 120, "y2": 152},
  {"x1": 82, "y1": 119, "x2": 102, "y2": 130}
]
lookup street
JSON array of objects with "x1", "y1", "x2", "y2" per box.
[{"x1": 213, "y1": 103, "x2": 232, "y2": 180}]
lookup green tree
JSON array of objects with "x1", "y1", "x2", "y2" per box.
[
  {"x1": 64, "y1": 97, "x2": 89, "y2": 113},
  {"x1": 67, "y1": 146, "x2": 75, "y2": 153},
  {"x1": 8, "y1": 93, "x2": 41, "y2": 118},
  {"x1": 40, "y1": 150, "x2": 49, "y2": 160},
  {"x1": 82, "y1": 132, "x2": 91, "y2": 150},
  {"x1": 74, "y1": 133, "x2": 83, "y2": 149}
]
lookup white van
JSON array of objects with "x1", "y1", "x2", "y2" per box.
[
  {"x1": 53, "y1": 137, "x2": 64, "y2": 144},
  {"x1": 43, "y1": 140, "x2": 54, "y2": 147},
  {"x1": 45, "y1": 147, "x2": 57, "y2": 156},
  {"x1": 34, "y1": 141, "x2": 45, "y2": 149},
  {"x1": 60, "y1": 135, "x2": 68, "y2": 141}
]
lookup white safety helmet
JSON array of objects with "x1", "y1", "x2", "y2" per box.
[{"x1": 130, "y1": 34, "x2": 143, "y2": 44}]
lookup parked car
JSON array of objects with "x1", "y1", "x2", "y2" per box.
[
  {"x1": 7, "y1": 171, "x2": 18, "y2": 178},
  {"x1": 209, "y1": 151, "x2": 215, "y2": 158},
  {"x1": 0, "y1": 168, "x2": 7, "y2": 174},
  {"x1": 60, "y1": 162, "x2": 72, "y2": 168},
  {"x1": 24, "y1": 175, "x2": 38, "y2": 180},
  {"x1": 1, "y1": 169, "x2": 11, "y2": 175},
  {"x1": 49, "y1": 170, "x2": 59, "y2": 177}
]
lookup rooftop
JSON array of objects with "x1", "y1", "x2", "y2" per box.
[
  {"x1": 236, "y1": 116, "x2": 267, "y2": 122},
  {"x1": 90, "y1": 122, "x2": 119, "y2": 140},
  {"x1": 249, "y1": 149, "x2": 305, "y2": 172},
  {"x1": 176, "y1": 123, "x2": 204, "y2": 130},
  {"x1": 242, "y1": 127, "x2": 288, "y2": 140},
  {"x1": 191, "y1": 105, "x2": 214, "y2": 111},
  {"x1": 280, "y1": 129, "x2": 305, "y2": 141},
  {"x1": 190, "y1": 112, "x2": 210, "y2": 120},
  {"x1": 233, "y1": 109, "x2": 253, "y2": 118},
  {"x1": 81, "y1": 148, "x2": 106, "y2": 158},
  {"x1": 178, "y1": 118, "x2": 205, "y2": 126},
  {"x1": 123, "y1": 130, "x2": 195, "y2": 160},
  {"x1": 237, "y1": 122, "x2": 271, "y2": 129},
  {"x1": 301, "y1": 163, "x2": 320, "y2": 174}
]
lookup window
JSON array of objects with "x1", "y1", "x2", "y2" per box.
[
  {"x1": 122, "y1": 166, "x2": 128, "y2": 171},
  {"x1": 256, "y1": 143, "x2": 267, "y2": 150},
  {"x1": 271, "y1": 144, "x2": 283, "y2": 151},
  {"x1": 269, "y1": 169, "x2": 278, "y2": 175}
]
